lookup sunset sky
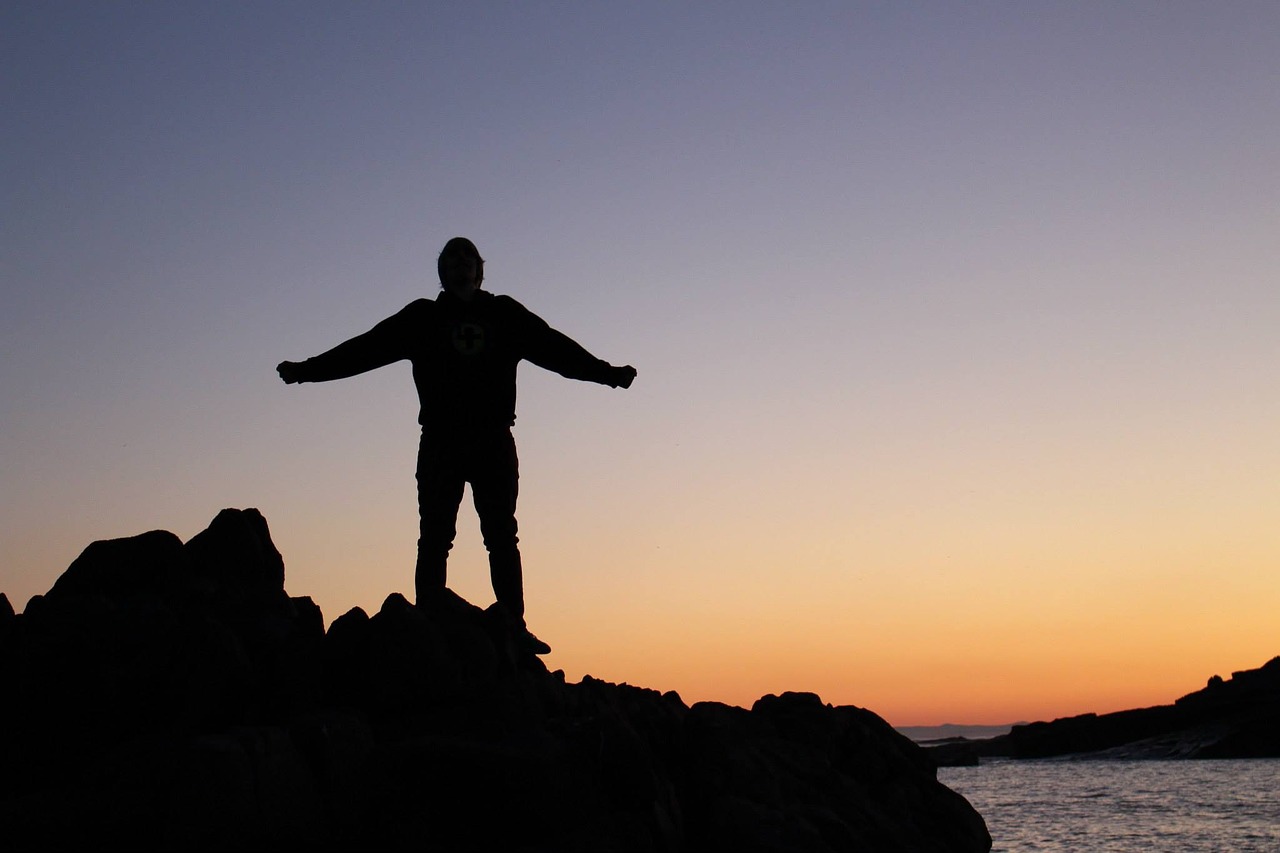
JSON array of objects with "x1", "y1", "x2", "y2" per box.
[{"x1": 4, "y1": 2, "x2": 1277, "y2": 725}]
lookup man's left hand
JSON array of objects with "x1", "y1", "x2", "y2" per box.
[{"x1": 612, "y1": 365, "x2": 637, "y2": 389}]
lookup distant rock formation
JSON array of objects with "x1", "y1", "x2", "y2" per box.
[
  {"x1": 915, "y1": 738, "x2": 982, "y2": 768},
  {"x1": 0, "y1": 508, "x2": 990, "y2": 852},
  {"x1": 952, "y1": 658, "x2": 1280, "y2": 762},
  {"x1": 902, "y1": 726, "x2": 1017, "y2": 768}
]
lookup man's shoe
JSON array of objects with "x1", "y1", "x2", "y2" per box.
[{"x1": 518, "y1": 628, "x2": 552, "y2": 655}]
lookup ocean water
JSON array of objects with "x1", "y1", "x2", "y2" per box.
[{"x1": 939, "y1": 758, "x2": 1280, "y2": 852}]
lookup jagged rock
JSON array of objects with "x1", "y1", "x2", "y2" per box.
[
  {"x1": 184, "y1": 507, "x2": 288, "y2": 616},
  {"x1": 0, "y1": 592, "x2": 14, "y2": 674},
  {"x1": 0, "y1": 509, "x2": 991, "y2": 852}
]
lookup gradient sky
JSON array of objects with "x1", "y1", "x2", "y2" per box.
[{"x1": 4, "y1": 2, "x2": 1278, "y2": 725}]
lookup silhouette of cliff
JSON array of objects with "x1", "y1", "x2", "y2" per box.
[
  {"x1": 0, "y1": 508, "x2": 990, "y2": 852},
  {"x1": 948, "y1": 658, "x2": 1280, "y2": 763}
]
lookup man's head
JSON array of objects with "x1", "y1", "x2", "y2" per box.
[{"x1": 438, "y1": 237, "x2": 484, "y2": 300}]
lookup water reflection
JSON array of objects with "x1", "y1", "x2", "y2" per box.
[{"x1": 940, "y1": 758, "x2": 1280, "y2": 853}]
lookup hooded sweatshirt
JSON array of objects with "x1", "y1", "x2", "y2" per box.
[{"x1": 291, "y1": 290, "x2": 623, "y2": 432}]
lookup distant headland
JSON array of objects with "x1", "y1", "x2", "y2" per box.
[
  {"x1": 924, "y1": 658, "x2": 1280, "y2": 767},
  {"x1": 0, "y1": 508, "x2": 990, "y2": 852}
]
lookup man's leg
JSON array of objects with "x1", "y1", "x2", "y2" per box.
[
  {"x1": 415, "y1": 431, "x2": 465, "y2": 605},
  {"x1": 471, "y1": 428, "x2": 524, "y2": 620}
]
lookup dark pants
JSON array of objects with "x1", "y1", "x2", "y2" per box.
[{"x1": 415, "y1": 427, "x2": 524, "y2": 620}]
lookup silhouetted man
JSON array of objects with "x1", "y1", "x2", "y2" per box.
[{"x1": 277, "y1": 237, "x2": 636, "y2": 653}]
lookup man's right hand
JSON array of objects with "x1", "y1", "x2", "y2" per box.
[{"x1": 277, "y1": 361, "x2": 304, "y2": 384}]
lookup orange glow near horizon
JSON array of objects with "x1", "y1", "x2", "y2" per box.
[
  {"x1": 240, "y1": 481, "x2": 1278, "y2": 727},
  {"x1": 5, "y1": 471, "x2": 1277, "y2": 728}
]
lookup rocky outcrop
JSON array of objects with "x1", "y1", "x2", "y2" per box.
[
  {"x1": 0, "y1": 509, "x2": 990, "y2": 852},
  {"x1": 966, "y1": 658, "x2": 1280, "y2": 761},
  {"x1": 916, "y1": 738, "x2": 981, "y2": 768}
]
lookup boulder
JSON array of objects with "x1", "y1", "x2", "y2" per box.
[{"x1": 47, "y1": 528, "x2": 191, "y2": 604}]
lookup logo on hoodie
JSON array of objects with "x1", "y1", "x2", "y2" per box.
[{"x1": 451, "y1": 322, "x2": 486, "y2": 356}]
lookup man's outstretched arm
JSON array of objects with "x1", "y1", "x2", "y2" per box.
[
  {"x1": 520, "y1": 310, "x2": 636, "y2": 389},
  {"x1": 277, "y1": 311, "x2": 411, "y2": 385}
]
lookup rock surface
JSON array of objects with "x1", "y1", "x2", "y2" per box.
[{"x1": 0, "y1": 508, "x2": 990, "y2": 852}]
